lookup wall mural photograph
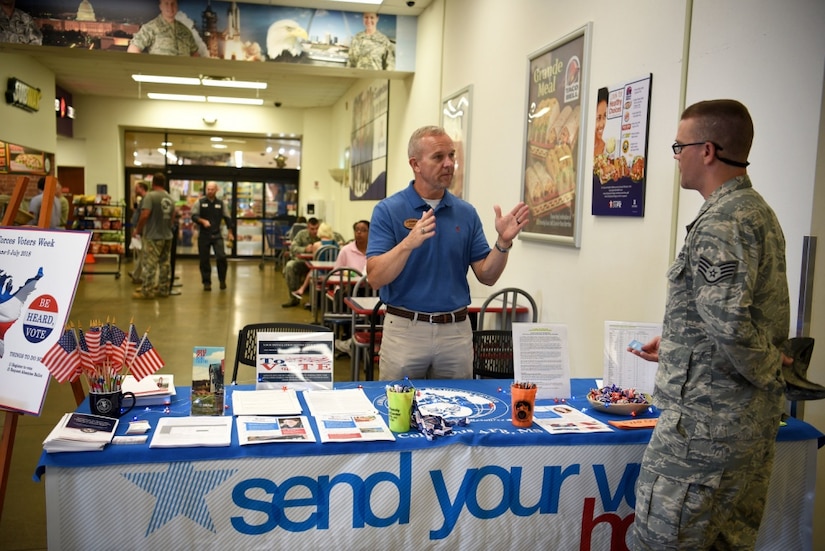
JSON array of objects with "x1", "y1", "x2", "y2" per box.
[{"x1": 4, "y1": 0, "x2": 415, "y2": 70}]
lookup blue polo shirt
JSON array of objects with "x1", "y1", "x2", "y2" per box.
[{"x1": 367, "y1": 182, "x2": 491, "y2": 312}]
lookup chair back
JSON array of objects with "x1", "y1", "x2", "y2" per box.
[
  {"x1": 477, "y1": 287, "x2": 538, "y2": 330},
  {"x1": 231, "y1": 322, "x2": 330, "y2": 384},
  {"x1": 287, "y1": 223, "x2": 306, "y2": 241},
  {"x1": 473, "y1": 288, "x2": 538, "y2": 379},
  {"x1": 473, "y1": 330, "x2": 515, "y2": 379},
  {"x1": 322, "y1": 267, "x2": 363, "y2": 335},
  {"x1": 350, "y1": 276, "x2": 384, "y2": 381},
  {"x1": 314, "y1": 244, "x2": 339, "y2": 262}
]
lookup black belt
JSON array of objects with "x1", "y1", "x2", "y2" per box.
[{"x1": 386, "y1": 306, "x2": 468, "y2": 324}]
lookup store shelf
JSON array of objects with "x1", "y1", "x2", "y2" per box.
[{"x1": 73, "y1": 201, "x2": 125, "y2": 278}]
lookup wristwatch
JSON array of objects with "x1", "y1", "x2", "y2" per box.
[{"x1": 494, "y1": 240, "x2": 512, "y2": 253}]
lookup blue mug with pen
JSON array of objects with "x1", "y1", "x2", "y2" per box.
[{"x1": 89, "y1": 390, "x2": 136, "y2": 419}]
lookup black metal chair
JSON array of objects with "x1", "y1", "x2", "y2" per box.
[
  {"x1": 231, "y1": 322, "x2": 331, "y2": 384},
  {"x1": 322, "y1": 267, "x2": 363, "y2": 341},
  {"x1": 473, "y1": 288, "x2": 538, "y2": 379},
  {"x1": 350, "y1": 275, "x2": 383, "y2": 381}
]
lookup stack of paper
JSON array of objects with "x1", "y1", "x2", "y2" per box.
[
  {"x1": 121, "y1": 374, "x2": 176, "y2": 406},
  {"x1": 236, "y1": 415, "x2": 316, "y2": 445},
  {"x1": 43, "y1": 413, "x2": 119, "y2": 453},
  {"x1": 304, "y1": 388, "x2": 395, "y2": 443},
  {"x1": 149, "y1": 416, "x2": 233, "y2": 448},
  {"x1": 231, "y1": 389, "x2": 302, "y2": 416}
]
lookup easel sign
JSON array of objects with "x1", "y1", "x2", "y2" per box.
[{"x1": 0, "y1": 227, "x2": 90, "y2": 415}]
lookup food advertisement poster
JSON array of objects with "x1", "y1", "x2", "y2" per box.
[
  {"x1": 0, "y1": 228, "x2": 91, "y2": 415},
  {"x1": 441, "y1": 85, "x2": 472, "y2": 200},
  {"x1": 0, "y1": 140, "x2": 54, "y2": 175},
  {"x1": 592, "y1": 74, "x2": 652, "y2": 217},
  {"x1": 521, "y1": 23, "x2": 591, "y2": 247}
]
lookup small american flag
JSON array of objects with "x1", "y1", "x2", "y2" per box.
[
  {"x1": 130, "y1": 334, "x2": 164, "y2": 381},
  {"x1": 41, "y1": 329, "x2": 79, "y2": 383},
  {"x1": 76, "y1": 328, "x2": 95, "y2": 373},
  {"x1": 125, "y1": 324, "x2": 140, "y2": 364},
  {"x1": 105, "y1": 323, "x2": 127, "y2": 367}
]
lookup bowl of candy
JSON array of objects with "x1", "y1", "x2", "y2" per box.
[{"x1": 587, "y1": 384, "x2": 652, "y2": 416}]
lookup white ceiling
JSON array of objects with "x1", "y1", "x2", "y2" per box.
[{"x1": 0, "y1": 0, "x2": 432, "y2": 109}]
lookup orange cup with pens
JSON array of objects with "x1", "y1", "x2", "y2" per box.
[{"x1": 511, "y1": 382, "x2": 537, "y2": 428}]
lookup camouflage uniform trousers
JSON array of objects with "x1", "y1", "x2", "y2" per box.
[
  {"x1": 283, "y1": 259, "x2": 309, "y2": 293},
  {"x1": 140, "y1": 238, "x2": 172, "y2": 298},
  {"x1": 631, "y1": 409, "x2": 779, "y2": 550}
]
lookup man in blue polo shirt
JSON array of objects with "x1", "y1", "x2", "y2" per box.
[{"x1": 366, "y1": 125, "x2": 530, "y2": 380}]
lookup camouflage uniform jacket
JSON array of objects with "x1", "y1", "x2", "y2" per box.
[
  {"x1": 0, "y1": 8, "x2": 42, "y2": 45},
  {"x1": 347, "y1": 31, "x2": 395, "y2": 70},
  {"x1": 288, "y1": 229, "x2": 320, "y2": 259},
  {"x1": 130, "y1": 14, "x2": 197, "y2": 56},
  {"x1": 655, "y1": 175, "x2": 789, "y2": 437}
]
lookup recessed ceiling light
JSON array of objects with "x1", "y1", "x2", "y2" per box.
[
  {"x1": 206, "y1": 96, "x2": 264, "y2": 106},
  {"x1": 210, "y1": 137, "x2": 224, "y2": 142},
  {"x1": 133, "y1": 75, "x2": 200, "y2": 85},
  {"x1": 201, "y1": 78, "x2": 267, "y2": 90},
  {"x1": 212, "y1": 144, "x2": 228, "y2": 149},
  {"x1": 147, "y1": 93, "x2": 206, "y2": 102}
]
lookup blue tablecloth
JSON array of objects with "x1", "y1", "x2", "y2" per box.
[{"x1": 35, "y1": 378, "x2": 824, "y2": 480}]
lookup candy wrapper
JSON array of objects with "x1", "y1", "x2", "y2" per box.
[{"x1": 411, "y1": 396, "x2": 469, "y2": 441}]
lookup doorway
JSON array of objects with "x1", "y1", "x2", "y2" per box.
[{"x1": 126, "y1": 167, "x2": 299, "y2": 259}]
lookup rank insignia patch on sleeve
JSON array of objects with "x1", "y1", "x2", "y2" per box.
[{"x1": 698, "y1": 256, "x2": 738, "y2": 284}]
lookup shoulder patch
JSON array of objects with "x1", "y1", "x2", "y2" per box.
[
  {"x1": 403, "y1": 218, "x2": 418, "y2": 230},
  {"x1": 697, "y1": 256, "x2": 737, "y2": 284}
]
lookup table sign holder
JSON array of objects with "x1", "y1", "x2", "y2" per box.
[{"x1": 0, "y1": 176, "x2": 86, "y2": 520}]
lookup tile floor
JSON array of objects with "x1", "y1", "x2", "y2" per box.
[{"x1": 0, "y1": 256, "x2": 357, "y2": 550}]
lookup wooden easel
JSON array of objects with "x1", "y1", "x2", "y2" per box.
[{"x1": 0, "y1": 175, "x2": 85, "y2": 521}]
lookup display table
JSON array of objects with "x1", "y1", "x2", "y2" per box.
[{"x1": 36, "y1": 379, "x2": 823, "y2": 550}]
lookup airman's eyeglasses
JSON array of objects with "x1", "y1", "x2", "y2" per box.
[
  {"x1": 671, "y1": 141, "x2": 750, "y2": 167},
  {"x1": 671, "y1": 141, "x2": 706, "y2": 154}
]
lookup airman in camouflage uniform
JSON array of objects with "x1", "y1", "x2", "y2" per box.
[
  {"x1": 0, "y1": 2, "x2": 42, "y2": 45},
  {"x1": 630, "y1": 100, "x2": 790, "y2": 550},
  {"x1": 347, "y1": 12, "x2": 395, "y2": 70},
  {"x1": 127, "y1": 0, "x2": 198, "y2": 56},
  {"x1": 281, "y1": 218, "x2": 321, "y2": 307}
]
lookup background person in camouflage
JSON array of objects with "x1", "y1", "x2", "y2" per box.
[
  {"x1": 133, "y1": 173, "x2": 175, "y2": 299},
  {"x1": 0, "y1": 0, "x2": 41, "y2": 45},
  {"x1": 281, "y1": 217, "x2": 320, "y2": 307},
  {"x1": 628, "y1": 99, "x2": 792, "y2": 550},
  {"x1": 127, "y1": 0, "x2": 199, "y2": 56},
  {"x1": 347, "y1": 12, "x2": 394, "y2": 70}
]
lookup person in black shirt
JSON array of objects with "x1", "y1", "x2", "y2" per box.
[{"x1": 191, "y1": 182, "x2": 233, "y2": 291}]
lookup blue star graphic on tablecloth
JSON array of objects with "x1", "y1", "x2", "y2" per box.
[{"x1": 122, "y1": 462, "x2": 237, "y2": 536}]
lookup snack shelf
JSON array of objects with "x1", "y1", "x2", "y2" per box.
[{"x1": 73, "y1": 200, "x2": 125, "y2": 278}]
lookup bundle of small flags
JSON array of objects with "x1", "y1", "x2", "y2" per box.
[{"x1": 40, "y1": 319, "x2": 164, "y2": 385}]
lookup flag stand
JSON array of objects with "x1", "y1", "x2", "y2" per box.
[{"x1": 0, "y1": 175, "x2": 85, "y2": 521}]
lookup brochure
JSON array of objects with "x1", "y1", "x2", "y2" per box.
[
  {"x1": 315, "y1": 412, "x2": 395, "y2": 443},
  {"x1": 236, "y1": 415, "x2": 316, "y2": 444},
  {"x1": 121, "y1": 374, "x2": 176, "y2": 406},
  {"x1": 43, "y1": 412, "x2": 119, "y2": 453},
  {"x1": 231, "y1": 388, "x2": 302, "y2": 416},
  {"x1": 149, "y1": 416, "x2": 233, "y2": 448},
  {"x1": 191, "y1": 346, "x2": 225, "y2": 415},
  {"x1": 303, "y1": 388, "x2": 376, "y2": 417},
  {"x1": 533, "y1": 404, "x2": 612, "y2": 435}
]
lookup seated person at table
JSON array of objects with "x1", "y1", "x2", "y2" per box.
[
  {"x1": 282, "y1": 217, "x2": 320, "y2": 308},
  {"x1": 334, "y1": 220, "x2": 370, "y2": 274},
  {"x1": 292, "y1": 223, "x2": 338, "y2": 300},
  {"x1": 331, "y1": 219, "x2": 370, "y2": 355}
]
